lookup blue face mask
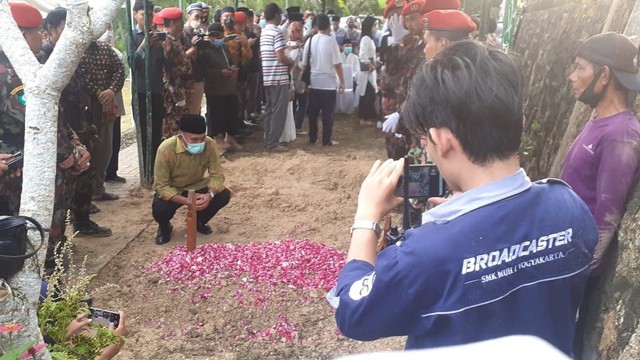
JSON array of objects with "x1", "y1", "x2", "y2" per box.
[
  {"x1": 306, "y1": 19, "x2": 312, "y2": 29},
  {"x1": 213, "y1": 39, "x2": 224, "y2": 47},
  {"x1": 181, "y1": 134, "x2": 206, "y2": 155},
  {"x1": 259, "y1": 19, "x2": 266, "y2": 27},
  {"x1": 344, "y1": 47, "x2": 353, "y2": 55}
]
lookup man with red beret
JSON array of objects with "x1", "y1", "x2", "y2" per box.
[
  {"x1": 127, "y1": 0, "x2": 166, "y2": 174},
  {"x1": 0, "y1": 2, "x2": 44, "y2": 214},
  {"x1": 381, "y1": 0, "x2": 460, "y2": 162},
  {"x1": 422, "y1": 9, "x2": 476, "y2": 60},
  {"x1": 158, "y1": 7, "x2": 193, "y2": 139},
  {"x1": 217, "y1": 8, "x2": 253, "y2": 145},
  {"x1": 233, "y1": 10, "x2": 256, "y2": 144},
  {"x1": 0, "y1": 3, "x2": 96, "y2": 256}
]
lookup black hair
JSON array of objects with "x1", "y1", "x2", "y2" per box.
[
  {"x1": 429, "y1": 29, "x2": 471, "y2": 43},
  {"x1": 361, "y1": 16, "x2": 376, "y2": 39},
  {"x1": 316, "y1": 14, "x2": 330, "y2": 31},
  {"x1": 213, "y1": 8, "x2": 222, "y2": 23},
  {"x1": 264, "y1": 3, "x2": 281, "y2": 21},
  {"x1": 401, "y1": 41, "x2": 524, "y2": 165},
  {"x1": 44, "y1": 7, "x2": 67, "y2": 30},
  {"x1": 133, "y1": 0, "x2": 153, "y2": 13},
  {"x1": 311, "y1": 17, "x2": 317, "y2": 28}
]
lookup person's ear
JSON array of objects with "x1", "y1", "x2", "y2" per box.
[
  {"x1": 438, "y1": 38, "x2": 449, "y2": 53},
  {"x1": 600, "y1": 66, "x2": 611, "y2": 86},
  {"x1": 428, "y1": 127, "x2": 457, "y2": 159}
]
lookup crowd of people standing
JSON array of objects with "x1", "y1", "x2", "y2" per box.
[{"x1": 1, "y1": 0, "x2": 640, "y2": 358}]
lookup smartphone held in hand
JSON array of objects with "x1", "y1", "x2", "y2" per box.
[{"x1": 90, "y1": 307, "x2": 120, "y2": 328}]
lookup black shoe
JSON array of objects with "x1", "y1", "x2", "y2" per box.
[
  {"x1": 197, "y1": 222, "x2": 213, "y2": 235},
  {"x1": 155, "y1": 223, "x2": 173, "y2": 245},
  {"x1": 105, "y1": 175, "x2": 127, "y2": 183},
  {"x1": 89, "y1": 203, "x2": 101, "y2": 214},
  {"x1": 74, "y1": 220, "x2": 112, "y2": 237}
]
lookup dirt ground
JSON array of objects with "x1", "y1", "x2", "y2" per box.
[{"x1": 83, "y1": 114, "x2": 406, "y2": 359}]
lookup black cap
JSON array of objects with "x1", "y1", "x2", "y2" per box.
[
  {"x1": 179, "y1": 115, "x2": 206, "y2": 134},
  {"x1": 220, "y1": 6, "x2": 235, "y2": 14},
  {"x1": 577, "y1": 32, "x2": 640, "y2": 92},
  {"x1": 286, "y1": 6, "x2": 303, "y2": 22}
]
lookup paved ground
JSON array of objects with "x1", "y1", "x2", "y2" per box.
[{"x1": 71, "y1": 138, "x2": 151, "y2": 276}]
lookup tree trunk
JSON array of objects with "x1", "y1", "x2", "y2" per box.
[{"x1": 0, "y1": 1, "x2": 124, "y2": 358}]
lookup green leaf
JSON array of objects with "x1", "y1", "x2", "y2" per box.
[{"x1": 0, "y1": 341, "x2": 37, "y2": 360}]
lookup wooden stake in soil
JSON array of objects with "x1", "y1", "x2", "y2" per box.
[{"x1": 187, "y1": 190, "x2": 197, "y2": 251}]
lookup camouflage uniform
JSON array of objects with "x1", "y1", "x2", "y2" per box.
[
  {"x1": 0, "y1": 52, "x2": 26, "y2": 215},
  {"x1": 381, "y1": 35, "x2": 428, "y2": 165},
  {"x1": 0, "y1": 52, "x2": 80, "y2": 254},
  {"x1": 163, "y1": 34, "x2": 193, "y2": 138},
  {"x1": 225, "y1": 29, "x2": 253, "y2": 126}
]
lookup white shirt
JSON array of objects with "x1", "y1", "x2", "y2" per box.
[
  {"x1": 357, "y1": 35, "x2": 378, "y2": 96},
  {"x1": 302, "y1": 33, "x2": 342, "y2": 90}
]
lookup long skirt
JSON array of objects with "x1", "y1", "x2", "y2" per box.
[{"x1": 358, "y1": 82, "x2": 378, "y2": 120}]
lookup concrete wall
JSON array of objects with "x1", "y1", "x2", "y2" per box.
[{"x1": 514, "y1": 1, "x2": 640, "y2": 359}]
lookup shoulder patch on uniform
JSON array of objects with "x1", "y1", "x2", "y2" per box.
[{"x1": 348, "y1": 272, "x2": 376, "y2": 301}]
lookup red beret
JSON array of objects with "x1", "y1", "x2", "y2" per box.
[
  {"x1": 152, "y1": 14, "x2": 164, "y2": 25},
  {"x1": 422, "y1": 10, "x2": 476, "y2": 34},
  {"x1": 158, "y1": 7, "x2": 183, "y2": 21},
  {"x1": 234, "y1": 11, "x2": 247, "y2": 23},
  {"x1": 421, "y1": 0, "x2": 461, "y2": 14},
  {"x1": 9, "y1": 2, "x2": 42, "y2": 29},
  {"x1": 401, "y1": 0, "x2": 425, "y2": 17},
  {"x1": 384, "y1": 0, "x2": 406, "y2": 18}
]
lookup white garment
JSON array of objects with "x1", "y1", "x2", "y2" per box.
[
  {"x1": 302, "y1": 33, "x2": 342, "y2": 90},
  {"x1": 279, "y1": 101, "x2": 297, "y2": 143},
  {"x1": 342, "y1": 53, "x2": 360, "y2": 83},
  {"x1": 335, "y1": 64, "x2": 356, "y2": 114},
  {"x1": 357, "y1": 35, "x2": 378, "y2": 97}
]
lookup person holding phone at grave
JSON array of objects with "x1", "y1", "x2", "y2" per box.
[{"x1": 328, "y1": 41, "x2": 598, "y2": 357}]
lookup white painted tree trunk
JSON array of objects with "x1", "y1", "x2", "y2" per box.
[{"x1": 0, "y1": 0, "x2": 124, "y2": 358}]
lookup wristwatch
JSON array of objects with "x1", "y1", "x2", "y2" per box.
[
  {"x1": 350, "y1": 220, "x2": 382, "y2": 237},
  {"x1": 209, "y1": 191, "x2": 215, "y2": 199}
]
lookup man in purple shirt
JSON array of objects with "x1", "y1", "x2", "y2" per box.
[{"x1": 562, "y1": 32, "x2": 640, "y2": 359}]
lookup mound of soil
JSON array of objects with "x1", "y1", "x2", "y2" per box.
[{"x1": 89, "y1": 115, "x2": 406, "y2": 359}]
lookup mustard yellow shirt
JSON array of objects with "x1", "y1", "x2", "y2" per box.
[{"x1": 153, "y1": 136, "x2": 225, "y2": 201}]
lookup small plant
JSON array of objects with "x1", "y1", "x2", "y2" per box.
[{"x1": 37, "y1": 218, "x2": 121, "y2": 360}]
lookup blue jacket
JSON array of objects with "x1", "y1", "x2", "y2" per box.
[{"x1": 331, "y1": 170, "x2": 597, "y2": 356}]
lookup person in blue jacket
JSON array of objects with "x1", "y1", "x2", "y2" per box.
[{"x1": 328, "y1": 41, "x2": 598, "y2": 357}]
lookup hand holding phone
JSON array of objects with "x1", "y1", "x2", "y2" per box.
[
  {"x1": 5, "y1": 151, "x2": 23, "y2": 171},
  {"x1": 90, "y1": 307, "x2": 121, "y2": 328}
]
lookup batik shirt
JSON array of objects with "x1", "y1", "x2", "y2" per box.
[{"x1": 163, "y1": 34, "x2": 193, "y2": 138}]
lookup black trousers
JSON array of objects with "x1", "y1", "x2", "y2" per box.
[
  {"x1": 308, "y1": 88, "x2": 337, "y2": 145},
  {"x1": 136, "y1": 92, "x2": 165, "y2": 173},
  {"x1": 106, "y1": 116, "x2": 121, "y2": 179},
  {"x1": 206, "y1": 94, "x2": 238, "y2": 137},
  {"x1": 152, "y1": 188, "x2": 231, "y2": 226}
]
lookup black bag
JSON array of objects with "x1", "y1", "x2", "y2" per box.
[
  {"x1": 0, "y1": 216, "x2": 45, "y2": 279},
  {"x1": 301, "y1": 35, "x2": 313, "y2": 85}
]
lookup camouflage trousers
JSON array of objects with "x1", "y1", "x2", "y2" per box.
[
  {"x1": 237, "y1": 80, "x2": 249, "y2": 123},
  {"x1": 71, "y1": 130, "x2": 96, "y2": 225}
]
